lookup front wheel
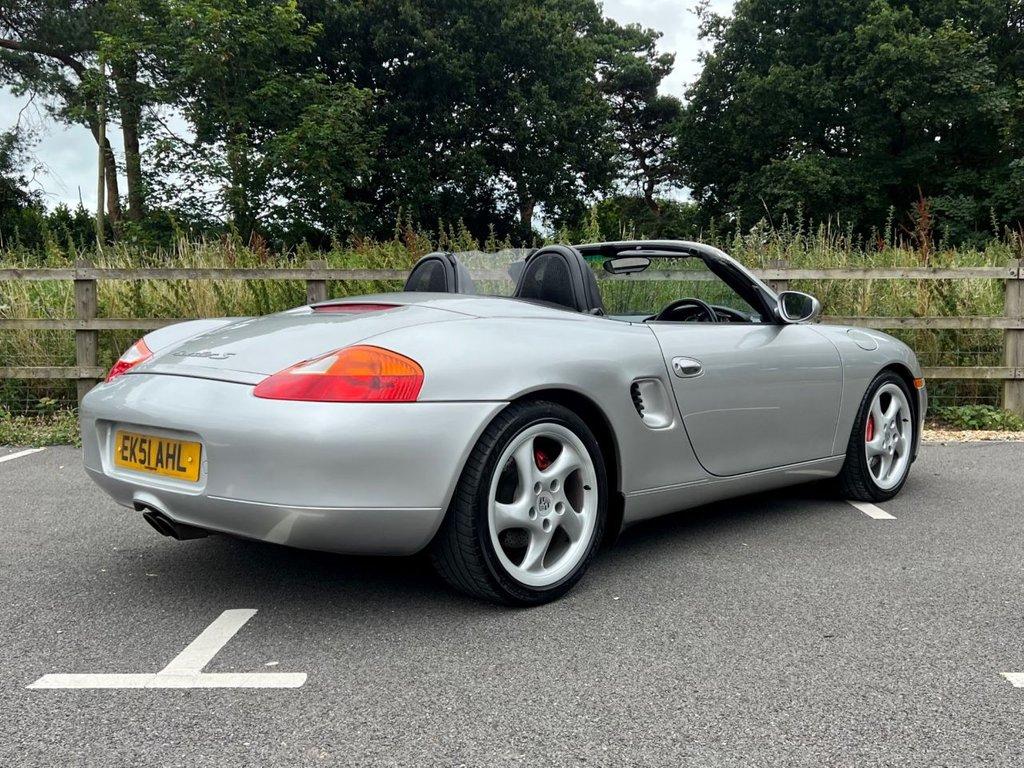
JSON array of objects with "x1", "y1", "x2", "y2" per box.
[
  {"x1": 430, "y1": 401, "x2": 608, "y2": 605},
  {"x1": 836, "y1": 370, "x2": 916, "y2": 502}
]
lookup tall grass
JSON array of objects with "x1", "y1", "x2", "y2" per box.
[{"x1": 1, "y1": 222, "x2": 1020, "y2": 413}]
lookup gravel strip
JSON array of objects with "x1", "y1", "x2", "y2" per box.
[{"x1": 923, "y1": 428, "x2": 1024, "y2": 443}]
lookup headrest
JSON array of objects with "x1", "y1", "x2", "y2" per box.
[
  {"x1": 404, "y1": 252, "x2": 476, "y2": 294},
  {"x1": 512, "y1": 245, "x2": 605, "y2": 314}
]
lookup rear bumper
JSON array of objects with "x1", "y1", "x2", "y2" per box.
[{"x1": 81, "y1": 374, "x2": 505, "y2": 554}]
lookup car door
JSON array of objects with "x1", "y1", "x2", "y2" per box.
[{"x1": 650, "y1": 322, "x2": 842, "y2": 477}]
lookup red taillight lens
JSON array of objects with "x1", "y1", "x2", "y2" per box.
[
  {"x1": 105, "y1": 338, "x2": 153, "y2": 382},
  {"x1": 312, "y1": 303, "x2": 399, "y2": 314},
  {"x1": 253, "y1": 345, "x2": 424, "y2": 402}
]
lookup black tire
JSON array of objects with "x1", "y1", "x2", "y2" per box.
[
  {"x1": 836, "y1": 370, "x2": 916, "y2": 502},
  {"x1": 430, "y1": 400, "x2": 608, "y2": 606}
]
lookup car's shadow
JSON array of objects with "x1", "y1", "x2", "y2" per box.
[
  {"x1": 609, "y1": 482, "x2": 828, "y2": 556},
  {"x1": 129, "y1": 482, "x2": 840, "y2": 614}
]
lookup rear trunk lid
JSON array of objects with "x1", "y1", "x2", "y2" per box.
[{"x1": 135, "y1": 303, "x2": 467, "y2": 384}]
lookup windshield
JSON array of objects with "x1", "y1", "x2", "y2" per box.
[
  {"x1": 453, "y1": 250, "x2": 763, "y2": 322},
  {"x1": 593, "y1": 256, "x2": 762, "y2": 320}
]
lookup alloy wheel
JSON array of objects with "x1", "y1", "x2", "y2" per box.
[
  {"x1": 864, "y1": 382, "x2": 912, "y2": 491},
  {"x1": 487, "y1": 423, "x2": 599, "y2": 588}
]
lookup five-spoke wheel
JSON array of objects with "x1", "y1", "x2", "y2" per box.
[
  {"x1": 488, "y1": 423, "x2": 598, "y2": 588},
  {"x1": 431, "y1": 400, "x2": 607, "y2": 605},
  {"x1": 863, "y1": 382, "x2": 912, "y2": 491},
  {"x1": 837, "y1": 370, "x2": 917, "y2": 501}
]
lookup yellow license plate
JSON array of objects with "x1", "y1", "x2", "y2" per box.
[{"x1": 113, "y1": 430, "x2": 202, "y2": 482}]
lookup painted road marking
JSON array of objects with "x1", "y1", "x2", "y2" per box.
[
  {"x1": 848, "y1": 501, "x2": 896, "y2": 520},
  {"x1": 27, "y1": 609, "x2": 306, "y2": 690},
  {"x1": 0, "y1": 447, "x2": 46, "y2": 464},
  {"x1": 1001, "y1": 673, "x2": 1024, "y2": 687}
]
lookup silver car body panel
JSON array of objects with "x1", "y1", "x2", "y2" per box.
[
  {"x1": 82, "y1": 373, "x2": 503, "y2": 554},
  {"x1": 81, "y1": 271, "x2": 926, "y2": 555},
  {"x1": 648, "y1": 322, "x2": 843, "y2": 476}
]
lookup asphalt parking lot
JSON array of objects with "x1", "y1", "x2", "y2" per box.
[{"x1": 2, "y1": 443, "x2": 1024, "y2": 766}]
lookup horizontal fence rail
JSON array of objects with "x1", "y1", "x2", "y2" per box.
[
  {"x1": 1, "y1": 259, "x2": 1022, "y2": 411},
  {"x1": 0, "y1": 265, "x2": 1020, "y2": 282}
]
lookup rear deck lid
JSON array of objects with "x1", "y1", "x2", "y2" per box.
[{"x1": 135, "y1": 304, "x2": 466, "y2": 384}]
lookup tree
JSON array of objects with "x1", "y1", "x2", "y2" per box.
[
  {"x1": 0, "y1": 126, "x2": 44, "y2": 246},
  {"x1": 0, "y1": 0, "x2": 164, "y2": 225},
  {"x1": 583, "y1": 194, "x2": 700, "y2": 241},
  {"x1": 679, "y1": 0, "x2": 1024, "y2": 241},
  {"x1": 137, "y1": 0, "x2": 375, "y2": 240},
  {"x1": 0, "y1": 1, "x2": 126, "y2": 224},
  {"x1": 597, "y1": 19, "x2": 683, "y2": 214},
  {"x1": 300, "y1": 0, "x2": 621, "y2": 241}
]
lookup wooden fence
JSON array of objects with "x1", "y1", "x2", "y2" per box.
[{"x1": 1, "y1": 259, "x2": 1022, "y2": 413}]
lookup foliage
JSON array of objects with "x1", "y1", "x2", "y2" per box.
[
  {"x1": 0, "y1": 127, "x2": 44, "y2": 247},
  {"x1": 597, "y1": 19, "x2": 683, "y2": 213},
  {"x1": 295, "y1": 0, "x2": 641, "y2": 240},
  {"x1": 135, "y1": 0, "x2": 373, "y2": 239},
  {"x1": 4, "y1": 0, "x2": 687, "y2": 246},
  {"x1": 931, "y1": 405, "x2": 1024, "y2": 432},
  {"x1": 0, "y1": 407, "x2": 81, "y2": 446},
  {"x1": 680, "y1": 0, "x2": 1024, "y2": 242},
  {"x1": 4, "y1": 0, "x2": 1024, "y2": 251},
  {"x1": 0, "y1": 126, "x2": 97, "y2": 251},
  {"x1": 582, "y1": 196, "x2": 701, "y2": 241}
]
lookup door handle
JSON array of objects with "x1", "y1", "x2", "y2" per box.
[{"x1": 671, "y1": 357, "x2": 704, "y2": 378}]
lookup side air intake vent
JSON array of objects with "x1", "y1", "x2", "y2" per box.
[
  {"x1": 629, "y1": 378, "x2": 675, "y2": 430},
  {"x1": 630, "y1": 382, "x2": 645, "y2": 418}
]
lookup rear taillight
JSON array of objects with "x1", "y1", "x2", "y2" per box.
[
  {"x1": 253, "y1": 345, "x2": 424, "y2": 402},
  {"x1": 105, "y1": 338, "x2": 153, "y2": 382},
  {"x1": 312, "y1": 303, "x2": 399, "y2": 314}
]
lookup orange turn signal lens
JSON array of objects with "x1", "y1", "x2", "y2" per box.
[
  {"x1": 253, "y1": 345, "x2": 424, "y2": 402},
  {"x1": 913, "y1": 378, "x2": 925, "y2": 389}
]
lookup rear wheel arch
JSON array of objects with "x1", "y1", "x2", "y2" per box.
[
  {"x1": 506, "y1": 388, "x2": 624, "y2": 546},
  {"x1": 430, "y1": 397, "x2": 610, "y2": 603}
]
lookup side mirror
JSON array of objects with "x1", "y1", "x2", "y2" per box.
[{"x1": 776, "y1": 291, "x2": 822, "y2": 324}]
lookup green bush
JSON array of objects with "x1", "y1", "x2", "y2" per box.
[
  {"x1": 930, "y1": 405, "x2": 1024, "y2": 432},
  {"x1": 0, "y1": 408, "x2": 80, "y2": 446}
]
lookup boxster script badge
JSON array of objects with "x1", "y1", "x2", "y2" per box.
[{"x1": 173, "y1": 350, "x2": 237, "y2": 360}]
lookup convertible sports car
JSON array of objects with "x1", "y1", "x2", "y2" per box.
[{"x1": 81, "y1": 240, "x2": 926, "y2": 605}]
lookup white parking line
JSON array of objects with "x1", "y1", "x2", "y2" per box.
[
  {"x1": 1001, "y1": 673, "x2": 1024, "y2": 687},
  {"x1": 27, "y1": 609, "x2": 306, "y2": 690},
  {"x1": 0, "y1": 447, "x2": 46, "y2": 464},
  {"x1": 848, "y1": 500, "x2": 896, "y2": 520},
  {"x1": 159, "y1": 608, "x2": 260, "y2": 675}
]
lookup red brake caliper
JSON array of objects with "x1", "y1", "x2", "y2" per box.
[
  {"x1": 865, "y1": 415, "x2": 875, "y2": 442},
  {"x1": 534, "y1": 449, "x2": 552, "y2": 471}
]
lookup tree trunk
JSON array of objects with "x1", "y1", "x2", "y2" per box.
[
  {"x1": 643, "y1": 177, "x2": 661, "y2": 215},
  {"x1": 87, "y1": 118, "x2": 121, "y2": 225},
  {"x1": 226, "y1": 133, "x2": 256, "y2": 240},
  {"x1": 518, "y1": 196, "x2": 535, "y2": 230},
  {"x1": 114, "y1": 61, "x2": 145, "y2": 222}
]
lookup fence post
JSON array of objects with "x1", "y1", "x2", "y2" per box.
[
  {"x1": 306, "y1": 259, "x2": 328, "y2": 304},
  {"x1": 766, "y1": 259, "x2": 789, "y2": 293},
  {"x1": 74, "y1": 258, "x2": 99, "y2": 404},
  {"x1": 1005, "y1": 259, "x2": 1024, "y2": 416}
]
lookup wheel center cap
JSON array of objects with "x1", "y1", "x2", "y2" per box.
[{"x1": 537, "y1": 495, "x2": 552, "y2": 514}]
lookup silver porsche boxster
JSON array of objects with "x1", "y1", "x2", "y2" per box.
[{"x1": 81, "y1": 240, "x2": 926, "y2": 604}]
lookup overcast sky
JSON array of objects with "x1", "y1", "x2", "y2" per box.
[{"x1": 0, "y1": 0, "x2": 733, "y2": 211}]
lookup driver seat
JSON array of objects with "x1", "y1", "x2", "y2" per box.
[
  {"x1": 404, "y1": 252, "x2": 475, "y2": 294},
  {"x1": 513, "y1": 245, "x2": 605, "y2": 314}
]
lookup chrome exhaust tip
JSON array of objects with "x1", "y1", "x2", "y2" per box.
[{"x1": 138, "y1": 506, "x2": 209, "y2": 541}]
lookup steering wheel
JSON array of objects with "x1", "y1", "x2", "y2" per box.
[{"x1": 652, "y1": 297, "x2": 719, "y2": 323}]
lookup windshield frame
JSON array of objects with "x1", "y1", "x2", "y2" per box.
[{"x1": 574, "y1": 240, "x2": 780, "y2": 324}]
